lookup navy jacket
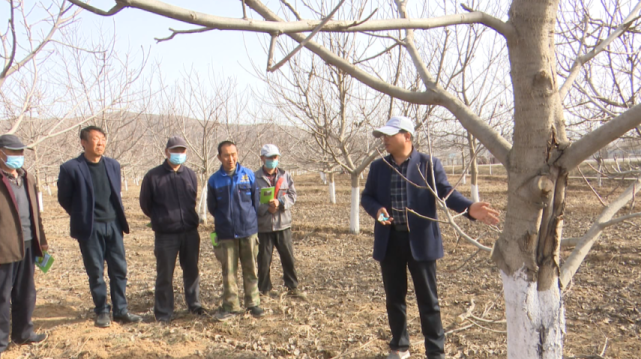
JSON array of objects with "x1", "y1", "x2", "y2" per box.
[
  {"x1": 139, "y1": 161, "x2": 200, "y2": 234},
  {"x1": 361, "y1": 149, "x2": 473, "y2": 262},
  {"x1": 57, "y1": 155, "x2": 130, "y2": 241},
  {"x1": 207, "y1": 163, "x2": 258, "y2": 240}
]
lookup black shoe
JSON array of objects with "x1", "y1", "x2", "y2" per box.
[
  {"x1": 95, "y1": 313, "x2": 111, "y2": 328},
  {"x1": 113, "y1": 312, "x2": 143, "y2": 324},
  {"x1": 189, "y1": 306, "x2": 208, "y2": 316},
  {"x1": 214, "y1": 308, "x2": 237, "y2": 322},
  {"x1": 14, "y1": 332, "x2": 48, "y2": 345},
  {"x1": 247, "y1": 306, "x2": 265, "y2": 318},
  {"x1": 156, "y1": 317, "x2": 171, "y2": 325}
]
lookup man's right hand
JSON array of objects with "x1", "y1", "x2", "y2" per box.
[{"x1": 376, "y1": 208, "x2": 393, "y2": 225}]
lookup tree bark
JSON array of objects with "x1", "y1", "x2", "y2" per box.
[{"x1": 490, "y1": 1, "x2": 567, "y2": 357}]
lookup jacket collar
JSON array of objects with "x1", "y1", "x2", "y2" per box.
[
  {"x1": 260, "y1": 166, "x2": 283, "y2": 182},
  {"x1": 163, "y1": 159, "x2": 184, "y2": 173},
  {"x1": 219, "y1": 162, "x2": 241, "y2": 177}
]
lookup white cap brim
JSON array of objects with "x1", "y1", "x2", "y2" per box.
[
  {"x1": 373, "y1": 126, "x2": 401, "y2": 138},
  {"x1": 262, "y1": 151, "x2": 280, "y2": 157}
]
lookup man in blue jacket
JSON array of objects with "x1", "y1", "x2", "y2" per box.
[
  {"x1": 58, "y1": 126, "x2": 142, "y2": 328},
  {"x1": 361, "y1": 117, "x2": 499, "y2": 359},
  {"x1": 207, "y1": 141, "x2": 264, "y2": 321}
]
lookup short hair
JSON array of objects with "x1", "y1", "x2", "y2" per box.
[
  {"x1": 399, "y1": 129, "x2": 414, "y2": 141},
  {"x1": 217, "y1": 140, "x2": 237, "y2": 155},
  {"x1": 80, "y1": 126, "x2": 106, "y2": 141}
]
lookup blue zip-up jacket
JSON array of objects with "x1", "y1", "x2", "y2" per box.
[{"x1": 207, "y1": 163, "x2": 258, "y2": 240}]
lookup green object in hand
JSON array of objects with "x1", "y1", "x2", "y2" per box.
[
  {"x1": 146, "y1": 222, "x2": 152, "y2": 228},
  {"x1": 210, "y1": 232, "x2": 218, "y2": 247},
  {"x1": 260, "y1": 187, "x2": 275, "y2": 204},
  {"x1": 35, "y1": 252, "x2": 54, "y2": 273}
]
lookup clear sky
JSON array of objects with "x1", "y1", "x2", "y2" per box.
[{"x1": 81, "y1": 1, "x2": 271, "y2": 90}]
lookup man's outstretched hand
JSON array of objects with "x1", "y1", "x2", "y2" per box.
[{"x1": 469, "y1": 202, "x2": 500, "y2": 225}]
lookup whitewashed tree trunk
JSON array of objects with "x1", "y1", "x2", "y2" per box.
[
  {"x1": 467, "y1": 133, "x2": 479, "y2": 202},
  {"x1": 198, "y1": 184, "x2": 208, "y2": 225},
  {"x1": 46, "y1": 185, "x2": 51, "y2": 196},
  {"x1": 597, "y1": 160, "x2": 603, "y2": 187},
  {"x1": 349, "y1": 174, "x2": 360, "y2": 234},
  {"x1": 320, "y1": 171, "x2": 327, "y2": 184},
  {"x1": 502, "y1": 269, "x2": 564, "y2": 359},
  {"x1": 37, "y1": 191, "x2": 44, "y2": 212},
  {"x1": 124, "y1": 178, "x2": 129, "y2": 191},
  {"x1": 489, "y1": 163, "x2": 493, "y2": 175},
  {"x1": 328, "y1": 172, "x2": 336, "y2": 204}
]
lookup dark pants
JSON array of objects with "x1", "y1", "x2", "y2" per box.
[
  {"x1": 0, "y1": 243, "x2": 36, "y2": 354},
  {"x1": 154, "y1": 229, "x2": 201, "y2": 321},
  {"x1": 257, "y1": 228, "x2": 298, "y2": 292},
  {"x1": 78, "y1": 221, "x2": 129, "y2": 316},
  {"x1": 380, "y1": 229, "x2": 445, "y2": 359}
]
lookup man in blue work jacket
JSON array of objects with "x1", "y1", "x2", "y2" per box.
[
  {"x1": 361, "y1": 116, "x2": 500, "y2": 359},
  {"x1": 207, "y1": 141, "x2": 264, "y2": 321}
]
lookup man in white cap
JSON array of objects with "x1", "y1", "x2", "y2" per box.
[
  {"x1": 254, "y1": 145, "x2": 306, "y2": 300},
  {"x1": 361, "y1": 116, "x2": 500, "y2": 359}
]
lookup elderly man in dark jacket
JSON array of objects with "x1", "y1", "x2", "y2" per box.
[
  {"x1": 0, "y1": 134, "x2": 48, "y2": 355},
  {"x1": 57, "y1": 126, "x2": 141, "y2": 328},
  {"x1": 362, "y1": 117, "x2": 500, "y2": 359},
  {"x1": 140, "y1": 136, "x2": 205, "y2": 323}
]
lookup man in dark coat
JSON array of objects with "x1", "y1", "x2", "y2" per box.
[
  {"x1": 58, "y1": 126, "x2": 142, "y2": 328},
  {"x1": 0, "y1": 135, "x2": 48, "y2": 355},
  {"x1": 361, "y1": 116, "x2": 500, "y2": 359},
  {"x1": 140, "y1": 136, "x2": 205, "y2": 323}
]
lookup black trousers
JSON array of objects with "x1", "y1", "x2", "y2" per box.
[
  {"x1": 380, "y1": 229, "x2": 445, "y2": 359},
  {"x1": 154, "y1": 229, "x2": 201, "y2": 321},
  {"x1": 257, "y1": 228, "x2": 298, "y2": 292},
  {"x1": 0, "y1": 243, "x2": 36, "y2": 354},
  {"x1": 78, "y1": 221, "x2": 129, "y2": 316}
]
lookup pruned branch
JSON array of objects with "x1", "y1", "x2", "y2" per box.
[{"x1": 155, "y1": 26, "x2": 214, "y2": 43}]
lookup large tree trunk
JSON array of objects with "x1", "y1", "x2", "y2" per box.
[
  {"x1": 490, "y1": 1, "x2": 568, "y2": 358},
  {"x1": 467, "y1": 132, "x2": 480, "y2": 202},
  {"x1": 349, "y1": 174, "x2": 360, "y2": 234}
]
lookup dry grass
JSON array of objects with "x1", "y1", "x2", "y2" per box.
[{"x1": 1, "y1": 174, "x2": 639, "y2": 358}]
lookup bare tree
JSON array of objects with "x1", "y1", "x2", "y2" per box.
[{"x1": 70, "y1": 0, "x2": 641, "y2": 357}]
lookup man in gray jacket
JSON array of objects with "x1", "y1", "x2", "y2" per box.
[{"x1": 254, "y1": 144, "x2": 305, "y2": 299}]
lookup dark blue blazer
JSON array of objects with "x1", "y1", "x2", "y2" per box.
[
  {"x1": 361, "y1": 149, "x2": 473, "y2": 262},
  {"x1": 57, "y1": 154, "x2": 130, "y2": 241}
]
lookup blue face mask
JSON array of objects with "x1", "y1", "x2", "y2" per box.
[
  {"x1": 265, "y1": 159, "x2": 279, "y2": 169},
  {"x1": 169, "y1": 153, "x2": 186, "y2": 165},
  {"x1": 2, "y1": 152, "x2": 24, "y2": 170}
]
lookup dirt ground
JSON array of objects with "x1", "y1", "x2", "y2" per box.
[{"x1": 2, "y1": 174, "x2": 640, "y2": 359}]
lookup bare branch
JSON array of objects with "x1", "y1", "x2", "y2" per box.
[
  {"x1": 67, "y1": 0, "x2": 126, "y2": 16},
  {"x1": 71, "y1": 0, "x2": 512, "y2": 36},
  {"x1": 558, "y1": 1, "x2": 641, "y2": 99},
  {"x1": 268, "y1": 0, "x2": 347, "y2": 73},
  {"x1": 154, "y1": 26, "x2": 213, "y2": 43},
  {"x1": 0, "y1": 0, "x2": 17, "y2": 80},
  {"x1": 560, "y1": 176, "x2": 641, "y2": 287},
  {"x1": 557, "y1": 104, "x2": 641, "y2": 171}
]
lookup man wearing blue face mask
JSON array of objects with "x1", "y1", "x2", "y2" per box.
[
  {"x1": 0, "y1": 135, "x2": 49, "y2": 355},
  {"x1": 139, "y1": 136, "x2": 204, "y2": 323},
  {"x1": 254, "y1": 144, "x2": 305, "y2": 300}
]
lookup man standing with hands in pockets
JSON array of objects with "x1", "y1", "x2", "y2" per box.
[{"x1": 361, "y1": 116, "x2": 500, "y2": 359}]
